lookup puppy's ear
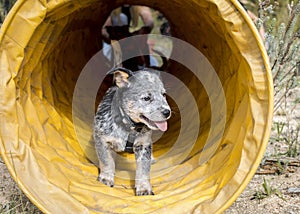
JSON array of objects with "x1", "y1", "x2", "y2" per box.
[
  {"x1": 107, "y1": 67, "x2": 133, "y2": 88},
  {"x1": 114, "y1": 70, "x2": 130, "y2": 88}
]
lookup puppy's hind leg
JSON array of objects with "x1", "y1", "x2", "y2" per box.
[{"x1": 95, "y1": 139, "x2": 115, "y2": 187}]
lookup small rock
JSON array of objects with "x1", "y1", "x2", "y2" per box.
[{"x1": 287, "y1": 187, "x2": 300, "y2": 194}]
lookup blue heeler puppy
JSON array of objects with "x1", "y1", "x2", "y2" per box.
[{"x1": 94, "y1": 67, "x2": 171, "y2": 196}]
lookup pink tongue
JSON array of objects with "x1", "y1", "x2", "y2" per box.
[{"x1": 154, "y1": 121, "x2": 168, "y2": 132}]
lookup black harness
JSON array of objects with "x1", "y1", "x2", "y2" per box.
[
  {"x1": 124, "y1": 133, "x2": 138, "y2": 153},
  {"x1": 115, "y1": 106, "x2": 146, "y2": 153}
]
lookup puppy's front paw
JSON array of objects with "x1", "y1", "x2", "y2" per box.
[
  {"x1": 97, "y1": 173, "x2": 114, "y2": 187},
  {"x1": 135, "y1": 180, "x2": 154, "y2": 196}
]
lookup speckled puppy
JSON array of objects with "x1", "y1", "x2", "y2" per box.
[{"x1": 93, "y1": 67, "x2": 171, "y2": 196}]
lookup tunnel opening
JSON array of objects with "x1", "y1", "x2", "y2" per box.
[{"x1": 0, "y1": 0, "x2": 273, "y2": 213}]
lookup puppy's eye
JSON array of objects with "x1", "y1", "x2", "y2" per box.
[
  {"x1": 162, "y1": 93, "x2": 167, "y2": 97},
  {"x1": 142, "y1": 93, "x2": 152, "y2": 102},
  {"x1": 142, "y1": 96, "x2": 151, "y2": 101}
]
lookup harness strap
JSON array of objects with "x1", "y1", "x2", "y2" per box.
[
  {"x1": 116, "y1": 107, "x2": 146, "y2": 153},
  {"x1": 124, "y1": 141, "x2": 134, "y2": 153}
]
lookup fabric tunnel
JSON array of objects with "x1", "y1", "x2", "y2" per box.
[{"x1": 0, "y1": 0, "x2": 273, "y2": 213}]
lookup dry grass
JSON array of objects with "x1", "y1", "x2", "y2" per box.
[{"x1": 0, "y1": 158, "x2": 41, "y2": 214}]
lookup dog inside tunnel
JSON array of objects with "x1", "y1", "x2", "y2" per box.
[{"x1": 0, "y1": 0, "x2": 273, "y2": 213}]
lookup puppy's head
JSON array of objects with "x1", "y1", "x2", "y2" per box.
[{"x1": 112, "y1": 68, "x2": 171, "y2": 131}]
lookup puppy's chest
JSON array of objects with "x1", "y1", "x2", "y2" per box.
[
  {"x1": 103, "y1": 129, "x2": 144, "y2": 152},
  {"x1": 101, "y1": 130, "x2": 129, "y2": 152}
]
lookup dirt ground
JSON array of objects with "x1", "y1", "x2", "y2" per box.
[
  {"x1": 0, "y1": 158, "x2": 41, "y2": 213},
  {"x1": 225, "y1": 167, "x2": 300, "y2": 213},
  {"x1": 0, "y1": 89, "x2": 299, "y2": 213}
]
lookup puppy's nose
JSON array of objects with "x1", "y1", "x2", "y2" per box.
[{"x1": 162, "y1": 109, "x2": 171, "y2": 118}]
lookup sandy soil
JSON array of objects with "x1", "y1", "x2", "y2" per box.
[{"x1": 225, "y1": 167, "x2": 300, "y2": 214}]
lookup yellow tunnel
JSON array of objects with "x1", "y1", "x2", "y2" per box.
[{"x1": 0, "y1": 0, "x2": 273, "y2": 213}]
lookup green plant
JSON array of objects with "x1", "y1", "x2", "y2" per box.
[
  {"x1": 270, "y1": 120, "x2": 299, "y2": 158},
  {"x1": 252, "y1": 0, "x2": 300, "y2": 162},
  {"x1": 274, "y1": 158, "x2": 285, "y2": 174},
  {"x1": 256, "y1": 0, "x2": 300, "y2": 111},
  {"x1": 282, "y1": 125, "x2": 300, "y2": 157},
  {"x1": 275, "y1": 121, "x2": 285, "y2": 137},
  {"x1": 252, "y1": 178, "x2": 285, "y2": 200}
]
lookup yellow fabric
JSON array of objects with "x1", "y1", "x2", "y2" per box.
[{"x1": 0, "y1": 0, "x2": 273, "y2": 213}]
